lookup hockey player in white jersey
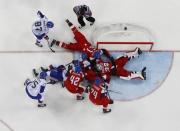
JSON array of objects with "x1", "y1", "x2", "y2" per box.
[
  {"x1": 32, "y1": 11, "x2": 54, "y2": 47},
  {"x1": 24, "y1": 72, "x2": 47, "y2": 107}
]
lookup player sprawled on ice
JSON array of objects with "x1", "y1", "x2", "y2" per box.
[
  {"x1": 94, "y1": 47, "x2": 146, "y2": 81},
  {"x1": 89, "y1": 77, "x2": 113, "y2": 113},
  {"x1": 73, "y1": 5, "x2": 95, "y2": 28},
  {"x1": 32, "y1": 64, "x2": 67, "y2": 86},
  {"x1": 50, "y1": 19, "x2": 114, "y2": 62},
  {"x1": 24, "y1": 72, "x2": 48, "y2": 107},
  {"x1": 63, "y1": 60, "x2": 85, "y2": 100},
  {"x1": 32, "y1": 11, "x2": 54, "y2": 47}
]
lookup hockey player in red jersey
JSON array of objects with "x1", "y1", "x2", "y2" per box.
[
  {"x1": 64, "y1": 60, "x2": 85, "y2": 100},
  {"x1": 95, "y1": 47, "x2": 146, "y2": 81},
  {"x1": 50, "y1": 19, "x2": 112, "y2": 60},
  {"x1": 89, "y1": 77, "x2": 113, "y2": 113}
]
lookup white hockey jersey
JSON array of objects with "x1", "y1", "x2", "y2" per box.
[
  {"x1": 25, "y1": 78, "x2": 46, "y2": 97},
  {"x1": 32, "y1": 13, "x2": 49, "y2": 37}
]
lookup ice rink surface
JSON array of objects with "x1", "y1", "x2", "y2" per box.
[{"x1": 0, "y1": 0, "x2": 180, "y2": 131}]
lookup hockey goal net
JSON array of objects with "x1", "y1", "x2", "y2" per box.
[{"x1": 92, "y1": 23, "x2": 155, "y2": 51}]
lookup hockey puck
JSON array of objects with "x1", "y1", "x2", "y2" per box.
[{"x1": 124, "y1": 27, "x2": 127, "y2": 30}]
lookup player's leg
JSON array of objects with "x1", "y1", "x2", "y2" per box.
[
  {"x1": 115, "y1": 56, "x2": 129, "y2": 67},
  {"x1": 50, "y1": 39, "x2": 83, "y2": 51},
  {"x1": 78, "y1": 16, "x2": 86, "y2": 28},
  {"x1": 76, "y1": 87, "x2": 85, "y2": 100},
  {"x1": 117, "y1": 67, "x2": 146, "y2": 80},
  {"x1": 34, "y1": 33, "x2": 46, "y2": 47},
  {"x1": 37, "y1": 86, "x2": 46, "y2": 107},
  {"x1": 85, "y1": 16, "x2": 95, "y2": 26},
  {"x1": 65, "y1": 19, "x2": 90, "y2": 46},
  {"x1": 102, "y1": 97, "x2": 111, "y2": 113}
]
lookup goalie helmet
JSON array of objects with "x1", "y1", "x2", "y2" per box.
[{"x1": 47, "y1": 21, "x2": 54, "y2": 28}]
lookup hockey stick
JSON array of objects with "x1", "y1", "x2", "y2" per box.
[
  {"x1": 46, "y1": 39, "x2": 55, "y2": 53},
  {"x1": 108, "y1": 90, "x2": 122, "y2": 95},
  {"x1": 65, "y1": 62, "x2": 73, "y2": 66}
]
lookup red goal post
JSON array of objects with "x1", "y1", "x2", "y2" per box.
[{"x1": 92, "y1": 23, "x2": 155, "y2": 51}]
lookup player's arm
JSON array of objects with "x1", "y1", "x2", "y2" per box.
[
  {"x1": 84, "y1": 6, "x2": 92, "y2": 17},
  {"x1": 73, "y1": 6, "x2": 82, "y2": 17},
  {"x1": 37, "y1": 11, "x2": 45, "y2": 18}
]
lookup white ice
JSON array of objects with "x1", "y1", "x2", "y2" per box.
[{"x1": 0, "y1": 0, "x2": 180, "y2": 131}]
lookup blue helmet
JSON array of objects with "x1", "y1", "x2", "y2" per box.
[
  {"x1": 57, "y1": 65, "x2": 65, "y2": 71},
  {"x1": 94, "y1": 77, "x2": 102, "y2": 86},
  {"x1": 47, "y1": 21, "x2": 54, "y2": 28},
  {"x1": 75, "y1": 66, "x2": 82, "y2": 73},
  {"x1": 93, "y1": 50, "x2": 102, "y2": 59},
  {"x1": 81, "y1": 53, "x2": 88, "y2": 60},
  {"x1": 73, "y1": 60, "x2": 80, "y2": 66},
  {"x1": 73, "y1": 60, "x2": 82, "y2": 73},
  {"x1": 39, "y1": 71, "x2": 47, "y2": 79}
]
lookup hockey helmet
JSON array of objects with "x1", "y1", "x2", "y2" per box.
[
  {"x1": 94, "y1": 77, "x2": 102, "y2": 86},
  {"x1": 75, "y1": 65, "x2": 82, "y2": 73},
  {"x1": 39, "y1": 71, "x2": 47, "y2": 79},
  {"x1": 47, "y1": 21, "x2": 54, "y2": 28},
  {"x1": 57, "y1": 65, "x2": 65, "y2": 71},
  {"x1": 81, "y1": 53, "x2": 88, "y2": 60}
]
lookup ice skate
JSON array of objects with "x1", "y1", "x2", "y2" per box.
[
  {"x1": 130, "y1": 67, "x2": 146, "y2": 80},
  {"x1": 38, "y1": 103, "x2": 46, "y2": 107},
  {"x1": 35, "y1": 42, "x2": 43, "y2": 47},
  {"x1": 76, "y1": 95, "x2": 84, "y2": 100},
  {"x1": 103, "y1": 108, "x2": 111, "y2": 113},
  {"x1": 125, "y1": 47, "x2": 142, "y2": 60},
  {"x1": 32, "y1": 69, "x2": 39, "y2": 77},
  {"x1": 85, "y1": 85, "x2": 91, "y2": 93}
]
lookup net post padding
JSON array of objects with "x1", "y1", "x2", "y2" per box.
[{"x1": 92, "y1": 23, "x2": 156, "y2": 51}]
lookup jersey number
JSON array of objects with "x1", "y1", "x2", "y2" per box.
[
  {"x1": 32, "y1": 80, "x2": 39, "y2": 88},
  {"x1": 91, "y1": 88, "x2": 98, "y2": 99},
  {"x1": 103, "y1": 63, "x2": 110, "y2": 72},
  {"x1": 35, "y1": 22, "x2": 41, "y2": 27},
  {"x1": 70, "y1": 75, "x2": 80, "y2": 86}
]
